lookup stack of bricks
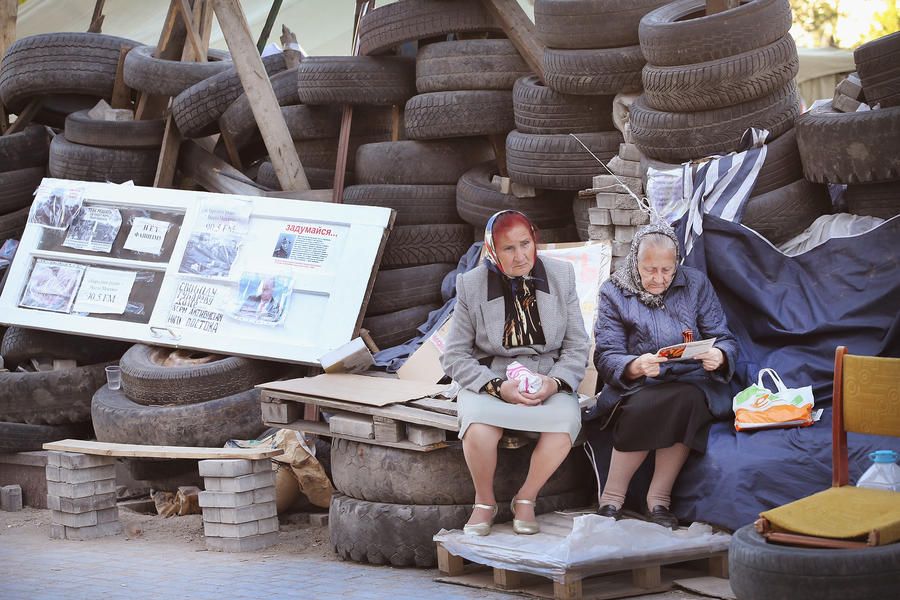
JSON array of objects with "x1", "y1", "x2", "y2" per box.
[
  {"x1": 589, "y1": 142, "x2": 649, "y2": 270},
  {"x1": 198, "y1": 458, "x2": 279, "y2": 552},
  {"x1": 832, "y1": 73, "x2": 865, "y2": 112},
  {"x1": 46, "y1": 452, "x2": 121, "y2": 540}
]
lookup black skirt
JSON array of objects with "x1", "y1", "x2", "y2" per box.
[{"x1": 612, "y1": 382, "x2": 713, "y2": 453}]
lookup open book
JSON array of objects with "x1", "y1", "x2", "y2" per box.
[{"x1": 656, "y1": 337, "x2": 717, "y2": 361}]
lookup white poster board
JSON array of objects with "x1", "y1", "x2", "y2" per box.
[{"x1": 0, "y1": 178, "x2": 393, "y2": 365}]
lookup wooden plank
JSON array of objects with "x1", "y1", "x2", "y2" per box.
[
  {"x1": 134, "y1": 0, "x2": 190, "y2": 120},
  {"x1": 273, "y1": 418, "x2": 447, "y2": 452},
  {"x1": 708, "y1": 553, "x2": 728, "y2": 579},
  {"x1": 407, "y1": 397, "x2": 457, "y2": 417},
  {"x1": 553, "y1": 578, "x2": 582, "y2": 600},
  {"x1": 488, "y1": 133, "x2": 508, "y2": 177},
  {"x1": 43, "y1": 439, "x2": 282, "y2": 460},
  {"x1": 5, "y1": 98, "x2": 41, "y2": 135},
  {"x1": 258, "y1": 373, "x2": 449, "y2": 407},
  {"x1": 218, "y1": 125, "x2": 245, "y2": 169},
  {"x1": 154, "y1": 115, "x2": 182, "y2": 188},
  {"x1": 0, "y1": 0, "x2": 17, "y2": 61},
  {"x1": 437, "y1": 544, "x2": 466, "y2": 576},
  {"x1": 390, "y1": 105, "x2": 402, "y2": 141},
  {"x1": 332, "y1": 105, "x2": 353, "y2": 202},
  {"x1": 178, "y1": 0, "x2": 206, "y2": 61},
  {"x1": 479, "y1": 0, "x2": 545, "y2": 81},
  {"x1": 178, "y1": 140, "x2": 265, "y2": 195},
  {"x1": 110, "y1": 47, "x2": 133, "y2": 108},
  {"x1": 494, "y1": 568, "x2": 524, "y2": 590},
  {"x1": 280, "y1": 25, "x2": 303, "y2": 68},
  {"x1": 260, "y1": 400, "x2": 303, "y2": 424},
  {"x1": 632, "y1": 565, "x2": 661, "y2": 589},
  {"x1": 706, "y1": 0, "x2": 739, "y2": 15},
  {"x1": 87, "y1": 0, "x2": 106, "y2": 33},
  {"x1": 213, "y1": 0, "x2": 310, "y2": 191}
]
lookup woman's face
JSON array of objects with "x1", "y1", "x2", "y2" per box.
[
  {"x1": 637, "y1": 243, "x2": 677, "y2": 295},
  {"x1": 495, "y1": 223, "x2": 535, "y2": 277}
]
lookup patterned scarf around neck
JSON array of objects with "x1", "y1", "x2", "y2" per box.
[{"x1": 611, "y1": 222, "x2": 681, "y2": 309}]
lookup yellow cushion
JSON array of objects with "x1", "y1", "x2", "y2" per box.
[
  {"x1": 842, "y1": 355, "x2": 900, "y2": 437},
  {"x1": 761, "y1": 486, "x2": 900, "y2": 545}
]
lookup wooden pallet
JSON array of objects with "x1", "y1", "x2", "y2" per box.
[{"x1": 436, "y1": 542, "x2": 728, "y2": 600}]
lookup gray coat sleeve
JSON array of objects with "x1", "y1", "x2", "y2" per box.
[
  {"x1": 695, "y1": 274, "x2": 738, "y2": 383},
  {"x1": 593, "y1": 283, "x2": 643, "y2": 391},
  {"x1": 547, "y1": 262, "x2": 591, "y2": 391},
  {"x1": 439, "y1": 273, "x2": 497, "y2": 392}
]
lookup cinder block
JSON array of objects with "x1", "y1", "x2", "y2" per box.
[
  {"x1": 588, "y1": 224, "x2": 614, "y2": 241},
  {"x1": 607, "y1": 156, "x2": 643, "y2": 178},
  {"x1": 46, "y1": 478, "x2": 117, "y2": 499},
  {"x1": 47, "y1": 452, "x2": 115, "y2": 470},
  {"x1": 593, "y1": 174, "x2": 642, "y2": 195},
  {"x1": 610, "y1": 208, "x2": 650, "y2": 227},
  {"x1": 595, "y1": 192, "x2": 637, "y2": 210},
  {"x1": 199, "y1": 485, "x2": 276, "y2": 508},
  {"x1": 405, "y1": 424, "x2": 446, "y2": 446},
  {"x1": 619, "y1": 143, "x2": 642, "y2": 162},
  {"x1": 253, "y1": 487, "x2": 276, "y2": 504},
  {"x1": 1, "y1": 485, "x2": 23, "y2": 512},
  {"x1": 205, "y1": 531, "x2": 278, "y2": 552},
  {"x1": 47, "y1": 492, "x2": 117, "y2": 513},
  {"x1": 198, "y1": 459, "x2": 271, "y2": 478},
  {"x1": 836, "y1": 73, "x2": 863, "y2": 100},
  {"x1": 204, "y1": 516, "x2": 279, "y2": 538},
  {"x1": 309, "y1": 513, "x2": 329, "y2": 527},
  {"x1": 203, "y1": 471, "x2": 275, "y2": 493},
  {"x1": 49, "y1": 523, "x2": 67, "y2": 540},
  {"x1": 62, "y1": 521, "x2": 122, "y2": 541},
  {"x1": 832, "y1": 91, "x2": 862, "y2": 113},
  {"x1": 329, "y1": 413, "x2": 374, "y2": 439},
  {"x1": 202, "y1": 501, "x2": 277, "y2": 525},
  {"x1": 46, "y1": 464, "x2": 117, "y2": 484},
  {"x1": 373, "y1": 417, "x2": 404, "y2": 443},
  {"x1": 589, "y1": 207, "x2": 611, "y2": 226},
  {"x1": 614, "y1": 225, "x2": 638, "y2": 242}
]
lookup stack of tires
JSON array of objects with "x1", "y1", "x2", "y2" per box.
[
  {"x1": 328, "y1": 439, "x2": 592, "y2": 567},
  {"x1": 0, "y1": 327, "x2": 128, "y2": 453},
  {"x1": 796, "y1": 31, "x2": 900, "y2": 221},
  {"x1": 0, "y1": 126, "x2": 49, "y2": 244}
]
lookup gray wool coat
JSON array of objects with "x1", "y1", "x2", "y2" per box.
[{"x1": 441, "y1": 257, "x2": 591, "y2": 393}]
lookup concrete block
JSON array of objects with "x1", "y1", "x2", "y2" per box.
[
  {"x1": 260, "y1": 401, "x2": 302, "y2": 424},
  {"x1": 614, "y1": 225, "x2": 638, "y2": 242},
  {"x1": 612, "y1": 255, "x2": 628, "y2": 271},
  {"x1": 1, "y1": 485, "x2": 23, "y2": 511},
  {"x1": 589, "y1": 207, "x2": 611, "y2": 226},
  {"x1": 202, "y1": 501, "x2": 277, "y2": 525},
  {"x1": 610, "y1": 208, "x2": 650, "y2": 226},
  {"x1": 329, "y1": 413, "x2": 374, "y2": 439},
  {"x1": 47, "y1": 452, "x2": 115, "y2": 470},
  {"x1": 607, "y1": 156, "x2": 643, "y2": 178},
  {"x1": 46, "y1": 478, "x2": 116, "y2": 499},
  {"x1": 203, "y1": 516, "x2": 279, "y2": 538},
  {"x1": 203, "y1": 471, "x2": 275, "y2": 493},
  {"x1": 595, "y1": 192, "x2": 637, "y2": 210},
  {"x1": 62, "y1": 521, "x2": 122, "y2": 541},
  {"x1": 373, "y1": 418, "x2": 404, "y2": 443},
  {"x1": 205, "y1": 531, "x2": 278, "y2": 552},
  {"x1": 593, "y1": 174, "x2": 642, "y2": 195},
  {"x1": 405, "y1": 424, "x2": 446, "y2": 446},
  {"x1": 836, "y1": 73, "x2": 863, "y2": 100},
  {"x1": 309, "y1": 513, "x2": 329, "y2": 527},
  {"x1": 588, "y1": 224, "x2": 614, "y2": 241},
  {"x1": 47, "y1": 492, "x2": 117, "y2": 513},
  {"x1": 253, "y1": 486, "x2": 276, "y2": 504},
  {"x1": 51, "y1": 507, "x2": 118, "y2": 528},
  {"x1": 833, "y1": 91, "x2": 862, "y2": 113},
  {"x1": 49, "y1": 523, "x2": 67, "y2": 539},
  {"x1": 198, "y1": 459, "x2": 270, "y2": 478},
  {"x1": 45, "y1": 464, "x2": 116, "y2": 484},
  {"x1": 619, "y1": 143, "x2": 642, "y2": 162},
  {"x1": 198, "y1": 485, "x2": 275, "y2": 508},
  {"x1": 612, "y1": 240, "x2": 631, "y2": 257}
]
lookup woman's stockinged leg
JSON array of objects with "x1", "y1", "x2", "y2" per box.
[
  {"x1": 462, "y1": 423, "x2": 504, "y2": 525},
  {"x1": 599, "y1": 448, "x2": 650, "y2": 510},
  {"x1": 514, "y1": 431, "x2": 572, "y2": 522},
  {"x1": 646, "y1": 442, "x2": 690, "y2": 510}
]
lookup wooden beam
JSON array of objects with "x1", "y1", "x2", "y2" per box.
[
  {"x1": 179, "y1": 140, "x2": 266, "y2": 195},
  {"x1": 488, "y1": 133, "x2": 508, "y2": 177},
  {"x1": 178, "y1": 0, "x2": 206, "y2": 62},
  {"x1": 213, "y1": 0, "x2": 309, "y2": 191},
  {"x1": 110, "y1": 47, "x2": 133, "y2": 108},
  {"x1": 5, "y1": 98, "x2": 42, "y2": 135},
  {"x1": 706, "y1": 0, "x2": 739, "y2": 14},
  {"x1": 436, "y1": 544, "x2": 465, "y2": 576},
  {"x1": 257, "y1": 0, "x2": 284, "y2": 53},
  {"x1": 44, "y1": 439, "x2": 282, "y2": 460},
  {"x1": 154, "y1": 116, "x2": 182, "y2": 188},
  {"x1": 87, "y1": 0, "x2": 106, "y2": 32},
  {"x1": 280, "y1": 25, "x2": 303, "y2": 69},
  {"x1": 0, "y1": 0, "x2": 17, "y2": 59},
  {"x1": 134, "y1": 0, "x2": 191, "y2": 120},
  {"x1": 332, "y1": 106, "x2": 353, "y2": 202},
  {"x1": 390, "y1": 105, "x2": 401, "y2": 141},
  {"x1": 479, "y1": 0, "x2": 544, "y2": 81}
]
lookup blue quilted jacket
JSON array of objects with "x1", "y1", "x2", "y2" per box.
[{"x1": 593, "y1": 266, "x2": 739, "y2": 419}]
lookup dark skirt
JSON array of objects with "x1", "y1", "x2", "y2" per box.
[{"x1": 612, "y1": 382, "x2": 713, "y2": 453}]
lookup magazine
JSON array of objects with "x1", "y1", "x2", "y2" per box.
[
  {"x1": 229, "y1": 272, "x2": 293, "y2": 326},
  {"x1": 656, "y1": 337, "x2": 717, "y2": 361},
  {"x1": 62, "y1": 206, "x2": 122, "y2": 253},
  {"x1": 19, "y1": 259, "x2": 86, "y2": 313}
]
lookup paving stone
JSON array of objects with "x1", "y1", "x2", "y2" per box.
[
  {"x1": 309, "y1": 513, "x2": 329, "y2": 527},
  {"x1": 198, "y1": 484, "x2": 276, "y2": 508},
  {"x1": 593, "y1": 174, "x2": 642, "y2": 195},
  {"x1": 610, "y1": 208, "x2": 650, "y2": 226},
  {"x1": 588, "y1": 224, "x2": 614, "y2": 241},
  {"x1": 1, "y1": 484, "x2": 23, "y2": 511},
  {"x1": 62, "y1": 521, "x2": 122, "y2": 541},
  {"x1": 205, "y1": 531, "x2": 279, "y2": 552},
  {"x1": 47, "y1": 452, "x2": 115, "y2": 470},
  {"x1": 607, "y1": 155, "x2": 643, "y2": 178},
  {"x1": 595, "y1": 192, "x2": 637, "y2": 210},
  {"x1": 48, "y1": 523, "x2": 67, "y2": 540},
  {"x1": 46, "y1": 492, "x2": 117, "y2": 513},
  {"x1": 46, "y1": 479, "x2": 117, "y2": 499},
  {"x1": 836, "y1": 72, "x2": 863, "y2": 100},
  {"x1": 198, "y1": 459, "x2": 271, "y2": 478},
  {"x1": 202, "y1": 501, "x2": 277, "y2": 525},
  {"x1": 589, "y1": 207, "x2": 611, "y2": 226},
  {"x1": 615, "y1": 225, "x2": 638, "y2": 242},
  {"x1": 46, "y1": 464, "x2": 117, "y2": 484},
  {"x1": 612, "y1": 240, "x2": 631, "y2": 257},
  {"x1": 619, "y1": 142, "x2": 642, "y2": 162},
  {"x1": 833, "y1": 91, "x2": 862, "y2": 113},
  {"x1": 203, "y1": 471, "x2": 275, "y2": 493},
  {"x1": 203, "y1": 516, "x2": 279, "y2": 538},
  {"x1": 52, "y1": 507, "x2": 119, "y2": 528}
]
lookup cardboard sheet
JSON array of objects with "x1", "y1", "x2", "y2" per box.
[{"x1": 258, "y1": 373, "x2": 449, "y2": 407}]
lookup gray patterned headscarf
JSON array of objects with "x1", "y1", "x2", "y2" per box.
[{"x1": 611, "y1": 222, "x2": 680, "y2": 308}]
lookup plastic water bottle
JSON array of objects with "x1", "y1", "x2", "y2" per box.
[{"x1": 856, "y1": 450, "x2": 900, "y2": 492}]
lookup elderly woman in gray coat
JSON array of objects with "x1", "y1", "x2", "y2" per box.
[
  {"x1": 593, "y1": 222, "x2": 738, "y2": 528},
  {"x1": 441, "y1": 210, "x2": 590, "y2": 536}
]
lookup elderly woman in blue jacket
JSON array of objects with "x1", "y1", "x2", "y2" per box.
[{"x1": 593, "y1": 222, "x2": 738, "y2": 528}]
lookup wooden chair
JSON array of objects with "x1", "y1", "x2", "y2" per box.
[{"x1": 755, "y1": 346, "x2": 900, "y2": 548}]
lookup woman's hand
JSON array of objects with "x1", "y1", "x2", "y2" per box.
[
  {"x1": 520, "y1": 375, "x2": 559, "y2": 404},
  {"x1": 695, "y1": 347, "x2": 725, "y2": 371},
  {"x1": 626, "y1": 353, "x2": 667, "y2": 380},
  {"x1": 500, "y1": 379, "x2": 547, "y2": 406}
]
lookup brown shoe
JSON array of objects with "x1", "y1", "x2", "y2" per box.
[
  {"x1": 597, "y1": 504, "x2": 622, "y2": 520},
  {"x1": 647, "y1": 505, "x2": 678, "y2": 529}
]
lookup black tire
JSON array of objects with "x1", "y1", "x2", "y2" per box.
[
  {"x1": 854, "y1": 31, "x2": 900, "y2": 108},
  {"x1": 48, "y1": 135, "x2": 159, "y2": 185},
  {"x1": 355, "y1": 139, "x2": 494, "y2": 185},
  {"x1": 513, "y1": 75, "x2": 614, "y2": 135},
  {"x1": 172, "y1": 53, "x2": 286, "y2": 138},
  {"x1": 91, "y1": 385, "x2": 265, "y2": 447},
  {"x1": 343, "y1": 184, "x2": 461, "y2": 226},
  {"x1": 123, "y1": 45, "x2": 231, "y2": 97},
  {"x1": 729, "y1": 524, "x2": 900, "y2": 600},
  {"x1": 543, "y1": 45, "x2": 644, "y2": 96},
  {"x1": 296, "y1": 56, "x2": 415, "y2": 106},
  {"x1": 0, "y1": 125, "x2": 50, "y2": 172},
  {"x1": 0, "y1": 33, "x2": 139, "y2": 113},
  {"x1": 0, "y1": 362, "x2": 112, "y2": 425},
  {"x1": 64, "y1": 110, "x2": 165, "y2": 148},
  {"x1": 219, "y1": 67, "x2": 300, "y2": 148},
  {"x1": 741, "y1": 179, "x2": 832, "y2": 245},
  {"x1": 456, "y1": 162, "x2": 574, "y2": 229},
  {"x1": 330, "y1": 488, "x2": 591, "y2": 568},
  {"x1": 415, "y1": 39, "x2": 528, "y2": 93},
  {"x1": 0, "y1": 421, "x2": 93, "y2": 453},
  {"x1": 1, "y1": 326, "x2": 130, "y2": 368},
  {"x1": 358, "y1": 0, "x2": 501, "y2": 57},
  {"x1": 119, "y1": 344, "x2": 285, "y2": 406},
  {"x1": 506, "y1": 129, "x2": 622, "y2": 190},
  {"x1": 631, "y1": 82, "x2": 800, "y2": 164},
  {"x1": 381, "y1": 224, "x2": 472, "y2": 268},
  {"x1": 363, "y1": 304, "x2": 440, "y2": 349},
  {"x1": 0, "y1": 167, "x2": 45, "y2": 215},
  {"x1": 538, "y1": 224, "x2": 579, "y2": 244},
  {"x1": 573, "y1": 196, "x2": 591, "y2": 241},
  {"x1": 534, "y1": 0, "x2": 669, "y2": 50},
  {"x1": 256, "y1": 161, "x2": 344, "y2": 191},
  {"x1": 331, "y1": 438, "x2": 589, "y2": 505},
  {"x1": 638, "y1": 0, "x2": 792, "y2": 67},
  {"x1": 845, "y1": 182, "x2": 900, "y2": 219},
  {"x1": 405, "y1": 90, "x2": 514, "y2": 140},
  {"x1": 750, "y1": 127, "x2": 803, "y2": 197},
  {"x1": 367, "y1": 264, "x2": 454, "y2": 316},
  {"x1": 642, "y1": 34, "x2": 799, "y2": 113},
  {"x1": 795, "y1": 101, "x2": 900, "y2": 184},
  {"x1": 0, "y1": 206, "x2": 28, "y2": 240}
]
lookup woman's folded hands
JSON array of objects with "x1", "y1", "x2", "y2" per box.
[{"x1": 500, "y1": 375, "x2": 559, "y2": 406}]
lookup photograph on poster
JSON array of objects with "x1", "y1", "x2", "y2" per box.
[
  {"x1": 230, "y1": 272, "x2": 293, "y2": 326},
  {"x1": 29, "y1": 186, "x2": 83, "y2": 230},
  {"x1": 62, "y1": 206, "x2": 122, "y2": 253},
  {"x1": 178, "y1": 233, "x2": 241, "y2": 278},
  {"x1": 272, "y1": 233, "x2": 294, "y2": 259},
  {"x1": 19, "y1": 259, "x2": 86, "y2": 313}
]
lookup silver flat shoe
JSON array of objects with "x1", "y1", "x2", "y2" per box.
[
  {"x1": 463, "y1": 503, "x2": 498, "y2": 536},
  {"x1": 510, "y1": 497, "x2": 540, "y2": 535}
]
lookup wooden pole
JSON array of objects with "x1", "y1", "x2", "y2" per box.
[
  {"x1": 134, "y1": 0, "x2": 191, "y2": 120},
  {"x1": 479, "y1": 0, "x2": 545, "y2": 81},
  {"x1": 0, "y1": 0, "x2": 17, "y2": 59},
  {"x1": 213, "y1": 0, "x2": 309, "y2": 191},
  {"x1": 257, "y1": 0, "x2": 284, "y2": 53},
  {"x1": 280, "y1": 24, "x2": 303, "y2": 69},
  {"x1": 88, "y1": 0, "x2": 106, "y2": 33},
  {"x1": 706, "y1": 0, "x2": 739, "y2": 15}
]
